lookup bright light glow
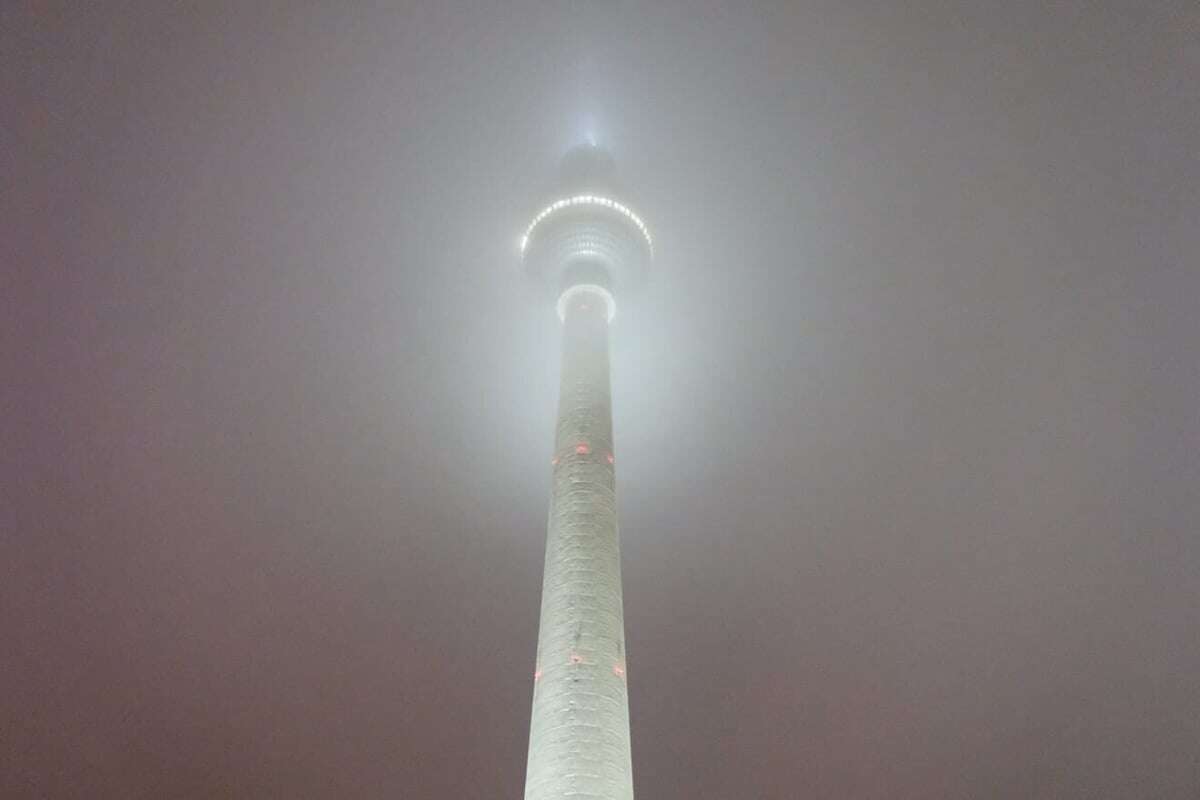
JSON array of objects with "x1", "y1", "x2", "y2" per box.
[
  {"x1": 520, "y1": 195, "x2": 653, "y2": 256},
  {"x1": 575, "y1": 443, "x2": 590, "y2": 455},
  {"x1": 557, "y1": 284, "x2": 616, "y2": 322}
]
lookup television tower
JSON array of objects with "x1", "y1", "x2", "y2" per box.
[{"x1": 519, "y1": 145, "x2": 652, "y2": 800}]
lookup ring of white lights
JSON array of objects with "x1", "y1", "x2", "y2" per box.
[
  {"x1": 557, "y1": 284, "x2": 616, "y2": 323},
  {"x1": 521, "y1": 195, "x2": 653, "y2": 256}
]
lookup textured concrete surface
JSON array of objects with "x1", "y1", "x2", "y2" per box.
[{"x1": 524, "y1": 289, "x2": 633, "y2": 800}]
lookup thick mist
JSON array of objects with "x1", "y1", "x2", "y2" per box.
[{"x1": 4, "y1": 2, "x2": 1198, "y2": 797}]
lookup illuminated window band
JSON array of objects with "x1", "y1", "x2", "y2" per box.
[
  {"x1": 520, "y1": 195, "x2": 653, "y2": 256},
  {"x1": 557, "y1": 284, "x2": 616, "y2": 323}
]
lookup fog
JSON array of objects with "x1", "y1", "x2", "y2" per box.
[{"x1": 4, "y1": 2, "x2": 1199, "y2": 797}]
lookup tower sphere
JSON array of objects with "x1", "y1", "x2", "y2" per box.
[{"x1": 521, "y1": 145, "x2": 652, "y2": 309}]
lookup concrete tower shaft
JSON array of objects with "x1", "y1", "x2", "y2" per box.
[
  {"x1": 524, "y1": 290, "x2": 631, "y2": 800},
  {"x1": 521, "y1": 146, "x2": 648, "y2": 800}
]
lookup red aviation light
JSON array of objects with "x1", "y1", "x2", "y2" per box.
[
  {"x1": 606, "y1": 453, "x2": 615, "y2": 464},
  {"x1": 533, "y1": 669, "x2": 543, "y2": 681},
  {"x1": 575, "y1": 443, "x2": 590, "y2": 455},
  {"x1": 613, "y1": 664, "x2": 626, "y2": 678}
]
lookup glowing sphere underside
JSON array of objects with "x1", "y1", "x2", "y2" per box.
[{"x1": 522, "y1": 197, "x2": 652, "y2": 296}]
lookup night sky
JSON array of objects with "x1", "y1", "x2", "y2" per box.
[{"x1": 5, "y1": 2, "x2": 1199, "y2": 797}]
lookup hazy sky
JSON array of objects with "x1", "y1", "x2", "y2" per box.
[{"x1": 4, "y1": 2, "x2": 1199, "y2": 797}]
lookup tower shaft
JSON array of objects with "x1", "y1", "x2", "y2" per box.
[{"x1": 524, "y1": 291, "x2": 633, "y2": 800}]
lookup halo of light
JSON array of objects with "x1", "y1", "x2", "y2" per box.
[
  {"x1": 557, "y1": 284, "x2": 617, "y2": 323},
  {"x1": 521, "y1": 195, "x2": 653, "y2": 256}
]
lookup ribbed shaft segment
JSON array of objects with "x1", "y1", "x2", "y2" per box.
[{"x1": 524, "y1": 292, "x2": 633, "y2": 800}]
